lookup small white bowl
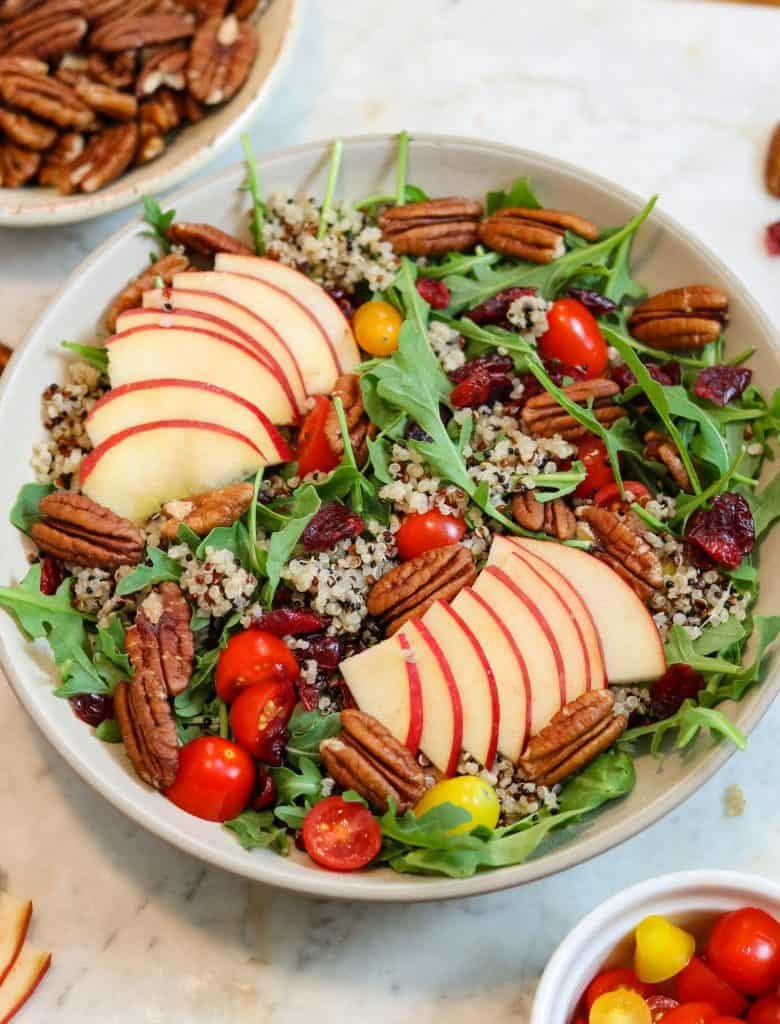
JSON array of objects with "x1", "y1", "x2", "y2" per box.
[{"x1": 531, "y1": 870, "x2": 780, "y2": 1024}]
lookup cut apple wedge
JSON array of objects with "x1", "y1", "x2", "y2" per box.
[
  {"x1": 339, "y1": 632, "x2": 423, "y2": 753},
  {"x1": 173, "y1": 270, "x2": 341, "y2": 394},
  {"x1": 142, "y1": 287, "x2": 307, "y2": 412},
  {"x1": 490, "y1": 535, "x2": 666, "y2": 684},
  {"x1": 0, "y1": 945, "x2": 51, "y2": 1024},
  {"x1": 85, "y1": 379, "x2": 292, "y2": 464},
  {"x1": 80, "y1": 420, "x2": 267, "y2": 523},
  {"x1": 105, "y1": 324, "x2": 298, "y2": 425},
  {"x1": 421, "y1": 600, "x2": 499, "y2": 769},
  {"x1": 0, "y1": 895, "x2": 31, "y2": 988},
  {"x1": 214, "y1": 254, "x2": 360, "y2": 374}
]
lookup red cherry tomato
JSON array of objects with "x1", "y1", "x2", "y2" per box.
[
  {"x1": 296, "y1": 395, "x2": 339, "y2": 477},
  {"x1": 216, "y1": 629, "x2": 299, "y2": 704},
  {"x1": 710, "y1": 1018, "x2": 749, "y2": 1024},
  {"x1": 676, "y1": 958, "x2": 748, "y2": 1017},
  {"x1": 229, "y1": 679, "x2": 296, "y2": 765},
  {"x1": 538, "y1": 297, "x2": 608, "y2": 379},
  {"x1": 594, "y1": 480, "x2": 652, "y2": 510},
  {"x1": 647, "y1": 995, "x2": 681, "y2": 1021},
  {"x1": 748, "y1": 994, "x2": 780, "y2": 1023},
  {"x1": 585, "y1": 968, "x2": 657, "y2": 1010},
  {"x1": 659, "y1": 1004, "x2": 718, "y2": 1024},
  {"x1": 394, "y1": 510, "x2": 467, "y2": 561},
  {"x1": 166, "y1": 737, "x2": 255, "y2": 822},
  {"x1": 706, "y1": 908, "x2": 780, "y2": 996},
  {"x1": 302, "y1": 796, "x2": 382, "y2": 871},
  {"x1": 575, "y1": 439, "x2": 615, "y2": 498}
]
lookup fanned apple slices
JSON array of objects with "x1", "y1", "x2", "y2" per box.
[{"x1": 0, "y1": 893, "x2": 50, "y2": 1024}]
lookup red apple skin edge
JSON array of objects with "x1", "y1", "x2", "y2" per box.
[
  {"x1": 413, "y1": 619, "x2": 464, "y2": 778},
  {"x1": 0, "y1": 950, "x2": 52, "y2": 1024},
  {"x1": 0, "y1": 902, "x2": 31, "y2": 988},
  {"x1": 397, "y1": 631, "x2": 424, "y2": 754}
]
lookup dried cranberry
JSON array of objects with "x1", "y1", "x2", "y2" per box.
[
  {"x1": 416, "y1": 277, "x2": 451, "y2": 309},
  {"x1": 333, "y1": 677, "x2": 357, "y2": 710},
  {"x1": 694, "y1": 365, "x2": 752, "y2": 407},
  {"x1": 301, "y1": 502, "x2": 365, "y2": 552},
  {"x1": 252, "y1": 767, "x2": 278, "y2": 811},
  {"x1": 272, "y1": 584, "x2": 294, "y2": 608},
  {"x1": 464, "y1": 287, "x2": 536, "y2": 326},
  {"x1": 650, "y1": 664, "x2": 706, "y2": 721},
  {"x1": 566, "y1": 288, "x2": 618, "y2": 316},
  {"x1": 252, "y1": 607, "x2": 327, "y2": 636},
  {"x1": 326, "y1": 287, "x2": 357, "y2": 320},
  {"x1": 71, "y1": 692, "x2": 115, "y2": 728},
  {"x1": 39, "y1": 555, "x2": 66, "y2": 596},
  {"x1": 297, "y1": 677, "x2": 323, "y2": 711},
  {"x1": 306, "y1": 635, "x2": 344, "y2": 672},
  {"x1": 405, "y1": 421, "x2": 433, "y2": 443},
  {"x1": 685, "y1": 492, "x2": 755, "y2": 570},
  {"x1": 611, "y1": 359, "x2": 681, "y2": 391},
  {"x1": 449, "y1": 353, "x2": 514, "y2": 409},
  {"x1": 542, "y1": 360, "x2": 589, "y2": 386},
  {"x1": 766, "y1": 221, "x2": 780, "y2": 256}
]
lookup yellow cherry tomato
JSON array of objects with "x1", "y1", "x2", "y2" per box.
[
  {"x1": 589, "y1": 989, "x2": 652, "y2": 1024},
  {"x1": 634, "y1": 915, "x2": 696, "y2": 983},
  {"x1": 414, "y1": 777, "x2": 500, "y2": 835},
  {"x1": 353, "y1": 300, "x2": 403, "y2": 356}
]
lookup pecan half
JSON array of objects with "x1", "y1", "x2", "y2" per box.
[
  {"x1": 0, "y1": 70, "x2": 95, "y2": 129},
  {"x1": 166, "y1": 221, "x2": 253, "y2": 256},
  {"x1": 90, "y1": 13, "x2": 195, "y2": 52},
  {"x1": 320, "y1": 709, "x2": 428, "y2": 813},
  {"x1": 765, "y1": 123, "x2": 780, "y2": 198},
  {"x1": 74, "y1": 76, "x2": 138, "y2": 120},
  {"x1": 31, "y1": 491, "x2": 145, "y2": 568},
  {"x1": 136, "y1": 43, "x2": 187, "y2": 96},
  {"x1": 37, "y1": 130, "x2": 85, "y2": 187},
  {"x1": 0, "y1": 105, "x2": 56, "y2": 148},
  {"x1": 518, "y1": 690, "x2": 627, "y2": 786},
  {"x1": 115, "y1": 674, "x2": 179, "y2": 790},
  {"x1": 0, "y1": 139, "x2": 39, "y2": 185},
  {"x1": 87, "y1": 49, "x2": 136, "y2": 88},
  {"x1": 187, "y1": 13, "x2": 256, "y2": 105},
  {"x1": 479, "y1": 207, "x2": 599, "y2": 264},
  {"x1": 379, "y1": 197, "x2": 483, "y2": 256},
  {"x1": 56, "y1": 121, "x2": 138, "y2": 193},
  {"x1": 368, "y1": 545, "x2": 477, "y2": 636},
  {"x1": 160, "y1": 481, "x2": 253, "y2": 541},
  {"x1": 628, "y1": 285, "x2": 729, "y2": 351},
  {"x1": 105, "y1": 251, "x2": 189, "y2": 331},
  {"x1": 511, "y1": 491, "x2": 575, "y2": 540},
  {"x1": 578, "y1": 504, "x2": 663, "y2": 600},
  {"x1": 0, "y1": 1, "x2": 44, "y2": 19},
  {"x1": 324, "y1": 372, "x2": 377, "y2": 466},
  {"x1": 0, "y1": 0, "x2": 87, "y2": 61},
  {"x1": 520, "y1": 378, "x2": 626, "y2": 441},
  {"x1": 644, "y1": 430, "x2": 691, "y2": 492},
  {"x1": 127, "y1": 582, "x2": 194, "y2": 697}
]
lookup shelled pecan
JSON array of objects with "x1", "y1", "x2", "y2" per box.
[
  {"x1": 37, "y1": 130, "x2": 84, "y2": 187},
  {"x1": 186, "y1": 13, "x2": 256, "y2": 105},
  {"x1": 379, "y1": 197, "x2": 483, "y2": 256},
  {"x1": 136, "y1": 44, "x2": 187, "y2": 96},
  {"x1": 0, "y1": 0, "x2": 87, "y2": 61},
  {"x1": 74, "y1": 76, "x2": 138, "y2": 120},
  {"x1": 0, "y1": 139, "x2": 39, "y2": 185},
  {"x1": 0, "y1": 70, "x2": 96, "y2": 128},
  {"x1": 628, "y1": 285, "x2": 729, "y2": 351},
  {"x1": 324, "y1": 372, "x2": 377, "y2": 465},
  {"x1": 104, "y1": 251, "x2": 189, "y2": 331},
  {"x1": 56, "y1": 120, "x2": 138, "y2": 193},
  {"x1": 30, "y1": 492, "x2": 145, "y2": 569},
  {"x1": 511, "y1": 491, "x2": 575, "y2": 540},
  {"x1": 126, "y1": 582, "x2": 194, "y2": 698},
  {"x1": 160, "y1": 481, "x2": 253, "y2": 541},
  {"x1": 520, "y1": 378, "x2": 626, "y2": 441},
  {"x1": 578, "y1": 504, "x2": 663, "y2": 601},
  {"x1": 320, "y1": 709, "x2": 428, "y2": 813},
  {"x1": 479, "y1": 207, "x2": 598, "y2": 264},
  {"x1": 166, "y1": 221, "x2": 253, "y2": 256},
  {"x1": 368, "y1": 545, "x2": 476, "y2": 636},
  {"x1": 114, "y1": 673, "x2": 179, "y2": 790},
  {"x1": 90, "y1": 13, "x2": 195, "y2": 52},
  {"x1": 518, "y1": 691, "x2": 627, "y2": 787},
  {"x1": 644, "y1": 430, "x2": 691, "y2": 492},
  {"x1": 765, "y1": 123, "x2": 780, "y2": 198},
  {"x1": 0, "y1": 105, "x2": 56, "y2": 149}
]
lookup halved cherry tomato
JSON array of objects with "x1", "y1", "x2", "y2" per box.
[
  {"x1": 302, "y1": 796, "x2": 382, "y2": 871},
  {"x1": 395, "y1": 510, "x2": 467, "y2": 561},
  {"x1": 538, "y1": 297, "x2": 608, "y2": 379},
  {"x1": 166, "y1": 737, "x2": 255, "y2": 822},
  {"x1": 594, "y1": 480, "x2": 652, "y2": 510},
  {"x1": 585, "y1": 969, "x2": 657, "y2": 1010},
  {"x1": 675, "y1": 958, "x2": 747, "y2": 1017},
  {"x1": 706, "y1": 908, "x2": 780, "y2": 996},
  {"x1": 575, "y1": 439, "x2": 615, "y2": 498},
  {"x1": 657, "y1": 1004, "x2": 718, "y2": 1024},
  {"x1": 646, "y1": 995, "x2": 681, "y2": 1022},
  {"x1": 748, "y1": 994, "x2": 780, "y2": 1023},
  {"x1": 216, "y1": 629, "x2": 299, "y2": 704},
  {"x1": 296, "y1": 394, "x2": 339, "y2": 477},
  {"x1": 229, "y1": 679, "x2": 296, "y2": 765},
  {"x1": 589, "y1": 989, "x2": 652, "y2": 1024},
  {"x1": 710, "y1": 1018, "x2": 748, "y2": 1024}
]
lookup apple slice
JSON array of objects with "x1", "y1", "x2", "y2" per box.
[
  {"x1": 214, "y1": 254, "x2": 360, "y2": 374},
  {"x1": 421, "y1": 600, "x2": 500, "y2": 769},
  {"x1": 0, "y1": 945, "x2": 51, "y2": 1024},
  {"x1": 116, "y1": 307, "x2": 302, "y2": 420},
  {"x1": 397, "y1": 619, "x2": 463, "y2": 776},
  {"x1": 173, "y1": 270, "x2": 340, "y2": 394},
  {"x1": 450, "y1": 587, "x2": 530, "y2": 762},
  {"x1": 491, "y1": 535, "x2": 666, "y2": 684},
  {"x1": 80, "y1": 420, "x2": 267, "y2": 523},
  {"x1": 339, "y1": 632, "x2": 423, "y2": 753},
  {"x1": 142, "y1": 287, "x2": 307, "y2": 412},
  {"x1": 105, "y1": 324, "x2": 297, "y2": 425},
  {"x1": 85, "y1": 379, "x2": 292, "y2": 464},
  {"x1": 0, "y1": 895, "x2": 31, "y2": 987}
]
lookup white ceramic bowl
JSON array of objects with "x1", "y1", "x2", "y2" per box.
[
  {"x1": 0, "y1": 0, "x2": 300, "y2": 227},
  {"x1": 531, "y1": 870, "x2": 780, "y2": 1023},
  {"x1": 1, "y1": 134, "x2": 779, "y2": 901}
]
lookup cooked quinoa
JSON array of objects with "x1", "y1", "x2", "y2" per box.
[
  {"x1": 169, "y1": 545, "x2": 257, "y2": 619},
  {"x1": 458, "y1": 751, "x2": 561, "y2": 824}
]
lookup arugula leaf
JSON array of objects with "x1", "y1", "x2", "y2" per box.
[
  {"x1": 271, "y1": 755, "x2": 323, "y2": 805},
  {"x1": 94, "y1": 719, "x2": 122, "y2": 743},
  {"x1": 92, "y1": 618, "x2": 131, "y2": 688},
  {"x1": 529, "y1": 465, "x2": 587, "y2": 503},
  {"x1": 663, "y1": 624, "x2": 743, "y2": 677},
  {"x1": 196, "y1": 520, "x2": 255, "y2": 572},
  {"x1": 141, "y1": 195, "x2": 175, "y2": 254},
  {"x1": 9, "y1": 482, "x2": 52, "y2": 534},
  {"x1": 285, "y1": 705, "x2": 341, "y2": 766},
  {"x1": 257, "y1": 484, "x2": 321, "y2": 604},
  {"x1": 486, "y1": 176, "x2": 542, "y2": 215},
  {"x1": 225, "y1": 810, "x2": 289, "y2": 853},
  {"x1": 245, "y1": 466, "x2": 265, "y2": 575},
  {"x1": 556, "y1": 749, "x2": 636, "y2": 817},
  {"x1": 621, "y1": 699, "x2": 746, "y2": 755},
  {"x1": 601, "y1": 229, "x2": 647, "y2": 306},
  {"x1": 61, "y1": 341, "x2": 109, "y2": 374},
  {"x1": 240, "y1": 133, "x2": 265, "y2": 256},
  {"x1": 747, "y1": 471, "x2": 780, "y2": 539},
  {"x1": 317, "y1": 139, "x2": 343, "y2": 241},
  {"x1": 115, "y1": 547, "x2": 182, "y2": 596},
  {"x1": 705, "y1": 615, "x2": 780, "y2": 704},
  {"x1": 417, "y1": 250, "x2": 499, "y2": 282},
  {"x1": 665, "y1": 386, "x2": 729, "y2": 477},
  {"x1": 672, "y1": 447, "x2": 746, "y2": 526},
  {"x1": 273, "y1": 803, "x2": 308, "y2": 830},
  {"x1": 173, "y1": 614, "x2": 240, "y2": 721},
  {"x1": 306, "y1": 398, "x2": 379, "y2": 514}
]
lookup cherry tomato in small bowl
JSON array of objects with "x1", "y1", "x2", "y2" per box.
[
  {"x1": 395, "y1": 510, "x2": 467, "y2": 561},
  {"x1": 747, "y1": 994, "x2": 780, "y2": 1023},
  {"x1": 585, "y1": 968, "x2": 657, "y2": 1010},
  {"x1": 296, "y1": 394, "x2": 340, "y2": 478},
  {"x1": 594, "y1": 480, "x2": 652, "y2": 511},
  {"x1": 646, "y1": 995, "x2": 681, "y2": 1022},
  {"x1": 229, "y1": 679, "x2": 296, "y2": 765},
  {"x1": 575, "y1": 439, "x2": 615, "y2": 498},
  {"x1": 353, "y1": 300, "x2": 403, "y2": 356},
  {"x1": 166, "y1": 737, "x2": 255, "y2": 822},
  {"x1": 706, "y1": 907, "x2": 780, "y2": 996},
  {"x1": 302, "y1": 796, "x2": 382, "y2": 871},
  {"x1": 216, "y1": 629, "x2": 299, "y2": 704},
  {"x1": 537, "y1": 297, "x2": 608, "y2": 379},
  {"x1": 589, "y1": 989, "x2": 652, "y2": 1024},
  {"x1": 675, "y1": 957, "x2": 747, "y2": 1017},
  {"x1": 658, "y1": 1003, "x2": 718, "y2": 1024}
]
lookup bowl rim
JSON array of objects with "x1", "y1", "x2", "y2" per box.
[{"x1": 1, "y1": 132, "x2": 778, "y2": 902}]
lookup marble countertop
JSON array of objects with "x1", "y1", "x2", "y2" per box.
[{"x1": 2, "y1": 1, "x2": 780, "y2": 1020}]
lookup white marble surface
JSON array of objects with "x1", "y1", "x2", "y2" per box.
[{"x1": 2, "y1": 1, "x2": 780, "y2": 1021}]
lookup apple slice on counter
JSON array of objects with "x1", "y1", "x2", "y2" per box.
[
  {"x1": 421, "y1": 600, "x2": 500, "y2": 770},
  {"x1": 142, "y1": 287, "x2": 307, "y2": 413},
  {"x1": 0, "y1": 895, "x2": 31, "y2": 987},
  {"x1": 85, "y1": 379, "x2": 292, "y2": 463},
  {"x1": 214, "y1": 254, "x2": 360, "y2": 374},
  {"x1": 80, "y1": 420, "x2": 267, "y2": 523},
  {"x1": 0, "y1": 945, "x2": 51, "y2": 1024},
  {"x1": 105, "y1": 324, "x2": 298, "y2": 425},
  {"x1": 172, "y1": 270, "x2": 341, "y2": 395},
  {"x1": 490, "y1": 536, "x2": 666, "y2": 684}
]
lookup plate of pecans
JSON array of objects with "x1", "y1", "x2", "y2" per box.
[{"x1": 0, "y1": 0, "x2": 299, "y2": 226}]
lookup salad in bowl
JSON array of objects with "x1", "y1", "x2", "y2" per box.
[{"x1": 1, "y1": 132, "x2": 779, "y2": 884}]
